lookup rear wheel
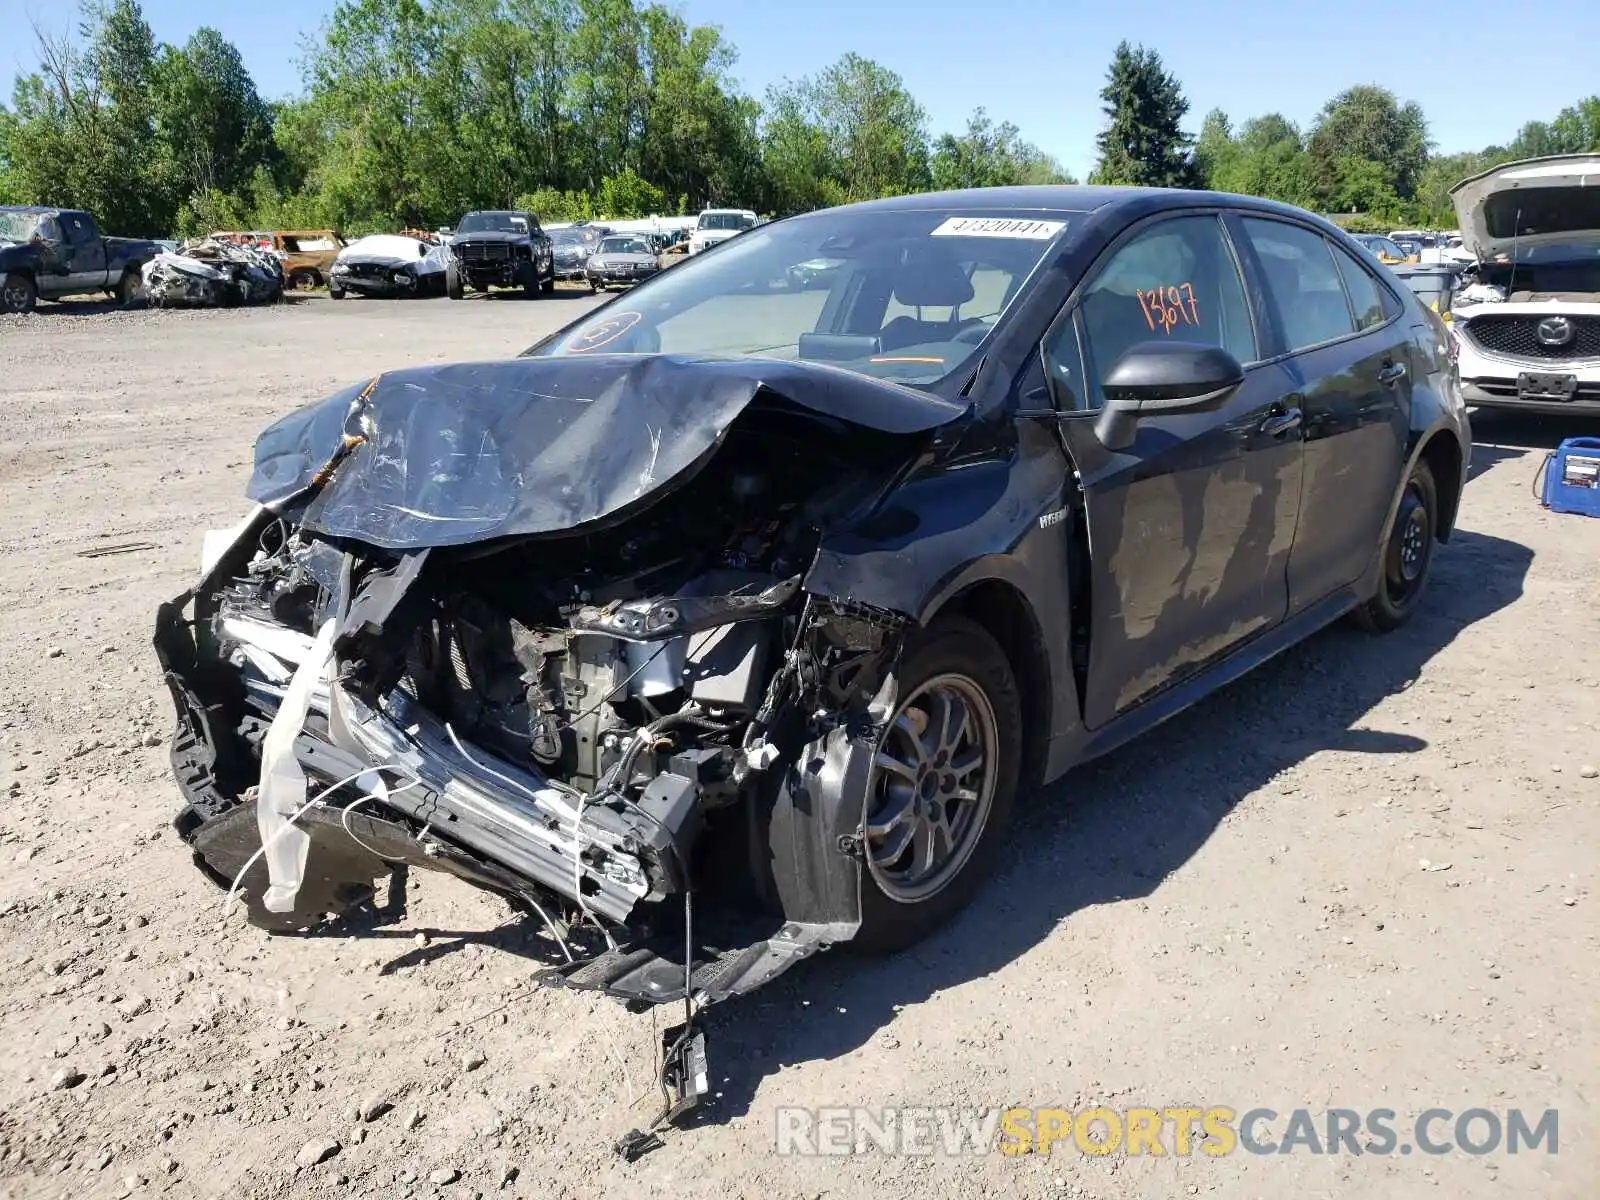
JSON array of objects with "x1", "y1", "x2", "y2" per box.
[
  {"x1": 854, "y1": 616, "x2": 1021, "y2": 952},
  {"x1": 1352, "y1": 459, "x2": 1438, "y2": 632},
  {"x1": 2, "y1": 272, "x2": 38, "y2": 314},
  {"x1": 114, "y1": 269, "x2": 143, "y2": 309},
  {"x1": 287, "y1": 269, "x2": 319, "y2": 291}
]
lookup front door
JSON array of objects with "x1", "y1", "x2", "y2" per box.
[
  {"x1": 1041, "y1": 213, "x2": 1304, "y2": 728},
  {"x1": 1231, "y1": 217, "x2": 1410, "y2": 612},
  {"x1": 60, "y1": 213, "x2": 108, "y2": 290}
]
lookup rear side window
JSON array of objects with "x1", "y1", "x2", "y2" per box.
[
  {"x1": 1330, "y1": 242, "x2": 1386, "y2": 330},
  {"x1": 1063, "y1": 215, "x2": 1255, "y2": 408},
  {"x1": 1241, "y1": 218, "x2": 1355, "y2": 351}
]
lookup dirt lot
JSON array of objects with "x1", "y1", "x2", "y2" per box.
[{"x1": 1, "y1": 293, "x2": 1596, "y2": 1200}]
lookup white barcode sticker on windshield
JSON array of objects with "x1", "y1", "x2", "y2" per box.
[{"x1": 930, "y1": 216, "x2": 1066, "y2": 240}]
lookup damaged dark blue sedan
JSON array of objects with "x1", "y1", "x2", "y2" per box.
[{"x1": 157, "y1": 187, "x2": 1468, "y2": 1111}]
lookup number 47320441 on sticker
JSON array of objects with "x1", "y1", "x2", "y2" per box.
[{"x1": 1137, "y1": 284, "x2": 1199, "y2": 334}]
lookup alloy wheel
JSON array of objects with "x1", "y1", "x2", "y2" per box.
[{"x1": 864, "y1": 673, "x2": 998, "y2": 904}]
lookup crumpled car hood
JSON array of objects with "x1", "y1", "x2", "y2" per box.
[{"x1": 246, "y1": 354, "x2": 968, "y2": 550}]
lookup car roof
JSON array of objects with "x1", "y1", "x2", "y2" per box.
[
  {"x1": 803, "y1": 185, "x2": 1345, "y2": 226},
  {"x1": 0, "y1": 204, "x2": 64, "y2": 215}
]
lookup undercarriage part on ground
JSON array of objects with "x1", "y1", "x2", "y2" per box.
[{"x1": 142, "y1": 238, "x2": 283, "y2": 308}]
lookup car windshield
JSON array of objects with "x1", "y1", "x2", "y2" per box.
[
  {"x1": 458, "y1": 212, "x2": 529, "y2": 234},
  {"x1": 699, "y1": 213, "x2": 753, "y2": 231},
  {"x1": 0, "y1": 211, "x2": 50, "y2": 241},
  {"x1": 599, "y1": 237, "x2": 649, "y2": 255},
  {"x1": 550, "y1": 230, "x2": 588, "y2": 246},
  {"x1": 529, "y1": 208, "x2": 1072, "y2": 386}
]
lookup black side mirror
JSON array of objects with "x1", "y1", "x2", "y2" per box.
[{"x1": 1094, "y1": 341, "x2": 1245, "y2": 450}]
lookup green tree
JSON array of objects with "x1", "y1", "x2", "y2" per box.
[
  {"x1": 153, "y1": 28, "x2": 277, "y2": 204},
  {"x1": 1088, "y1": 41, "x2": 1194, "y2": 188},
  {"x1": 1547, "y1": 97, "x2": 1600, "y2": 153},
  {"x1": 596, "y1": 166, "x2": 664, "y2": 216},
  {"x1": 1191, "y1": 107, "x2": 1234, "y2": 188},
  {"x1": 930, "y1": 107, "x2": 1074, "y2": 191},
  {"x1": 1306, "y1": 85, "x2": 1429, "y2": 206},
  {"x1": 761, "y1": 53, "x2": 929, "y2": 211}
]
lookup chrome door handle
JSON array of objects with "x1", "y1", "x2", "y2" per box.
[
  {"x1": 1259, "y1": 407, "x2": 1303, "y2": 437},
  {"x1": 1378, "y1": 361, "x2": 1407, "y2": 385}
]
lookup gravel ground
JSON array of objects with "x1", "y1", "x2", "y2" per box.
[{"x1": 0, "y1": 294, "x2": 1596, "y2": 1200}]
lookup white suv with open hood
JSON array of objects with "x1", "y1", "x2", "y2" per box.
[{"x1": 1449, "y1": 154, "x2": 1600, "y2": 416}]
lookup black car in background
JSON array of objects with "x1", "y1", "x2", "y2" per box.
[
  {"x1": 446, "y1": 210, "x2": 555, "y2": 299},
  {"x1": 158, "y1": 187, "x2": 1469, "y2": 1038}
]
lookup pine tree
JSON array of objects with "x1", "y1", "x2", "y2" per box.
[{"x1": 1089, "y1": 42, "x2": 1195, "y2": 188}]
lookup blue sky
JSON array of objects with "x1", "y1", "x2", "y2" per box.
[{"x1": 3, "y1": 0, "x2": 1596, "y2": 181}]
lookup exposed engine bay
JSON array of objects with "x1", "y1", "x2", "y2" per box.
[
  {"x1": 152, "y1": 353, "x2": 984, "y2": 1142},
  {"x1": 153, "y1": 353, "x2": 987, "y2": 1076},
  {"x1": 1460, "y1": 257, "x2": 1600, "y2": 305}
]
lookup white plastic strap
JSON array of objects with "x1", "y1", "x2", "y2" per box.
[{"x1": 255, "y1": 618, "x2": 337, "y2": 913}]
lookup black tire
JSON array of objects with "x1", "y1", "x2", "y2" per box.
[
  {"x1": 541, "y1": 272, "x2": 556, "y2": 295},
  {"x1": 2, "y1": 272, "x2": 37, "y2": 314},
  {"x1": 445, "y1": 263, "x2": 463, "y2": 300},
  {"x1": 114, "y1": 269, "x2": 143, "y2": 309},
  {"x1": 853, "y1": 616, "x2": 1022, "y2": 953},
  {"x1": 590, "y1": 278, "x2": 604, "y2": 293},
  {"x1": 288, "y1": 269, "x2": 318, "y2": 291},
  {"x1": 328, "y1": 282, "x2": 346, "y2": 300},
  {"x1": 1352, "y1": 459, "x2": 1438, "y2": 633}
]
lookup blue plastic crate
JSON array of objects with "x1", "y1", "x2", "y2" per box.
[{"x1": 1541, "y1": 437, "x2": 1600, "y2": 517}]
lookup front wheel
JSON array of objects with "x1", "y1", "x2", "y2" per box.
[
  {"x1": 589, "y1": 278, "x2": 604, "y2": 293},
  {"x1": 445, "y1": 263, "x2": 463, "y2": 301},
  {"x1": 1352, "y1": 459, "x2": 1438, "y2": 632},
  {"x1": 854, "y1": 616, "x2": 1021, "y2": 952},
  {"x1": 2, "y1": 272, "x2": 38, "y2": 314},
  {"x1": 328, "y1": 283, "x2": 345, "y2": 300}
]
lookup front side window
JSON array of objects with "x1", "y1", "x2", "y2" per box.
[
  {"x1": 1241, "y1": 218, "x2": 1356, "y2": 352},
  {"x1": 1055, "y1": 215, "x2": 1254, "y2": 410},
  {"x1": 529, "y1": 208, "x2": 1076, "y2": 386}
]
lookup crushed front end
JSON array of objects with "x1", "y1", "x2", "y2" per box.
[{"x1": 156, "y1": 355, "x2": 959, "y2": 1016}]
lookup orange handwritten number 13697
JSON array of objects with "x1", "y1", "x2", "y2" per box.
[{"x1": 1136, "y1": 284, "x2": 1200, "y2": 334}]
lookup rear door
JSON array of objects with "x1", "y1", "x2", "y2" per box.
[
  {"x1": 1041, "y1": 212, "x2": 1305, "y2": 728},
  {"x1": 1232, "y1": 217, "x2": 1410, "y2": 614}
]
